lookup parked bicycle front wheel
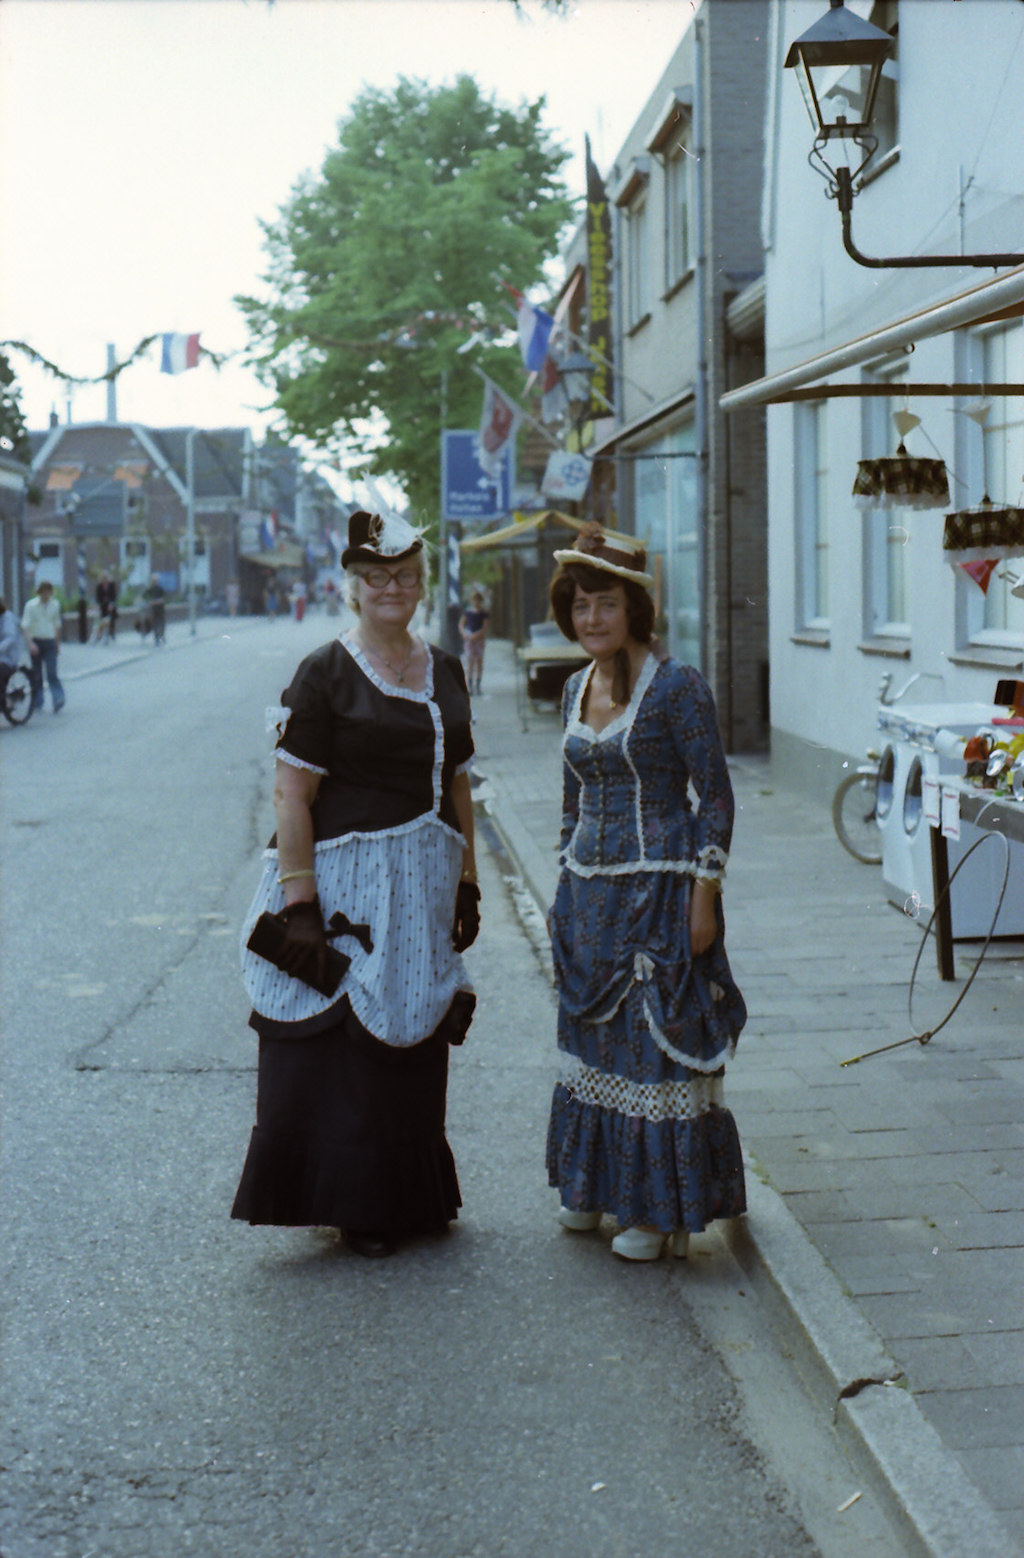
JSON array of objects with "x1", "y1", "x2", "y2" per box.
[
  {"x1": 832, "y1": 770, "x2": 882, "y2": 864},
  {"x1": 2, "y1": 667, "x2": 34, "y2": 726}
]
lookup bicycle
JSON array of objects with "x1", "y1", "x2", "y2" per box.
[
  {"x1": 831, "y1": 668, "x2": 947, "y2": 863},
  {"x1": 832, "y1": 750, "x2": 883, "y2": 864}
]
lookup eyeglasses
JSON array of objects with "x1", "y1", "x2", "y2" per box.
[{"x1": 359, "y1": 567, "x2": 422, "y2": 590}]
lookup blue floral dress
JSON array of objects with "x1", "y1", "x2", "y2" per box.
[{"x1": 546, "y1": 652, "x2": 747, "y2": 1234}]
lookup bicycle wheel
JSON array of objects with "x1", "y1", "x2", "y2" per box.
[
  {"x1": 2, "y1": 667, "x2": 34, "y2": 725},
  {"x1": 832, "y1": 770, "x2": 882, "y2": 864}
]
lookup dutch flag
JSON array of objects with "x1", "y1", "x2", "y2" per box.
[
  {"x1": 160, "y1": 332, "x2": 201, "y2": 374},
  {"x1": 506, "y1": 286, "x2": 554, "y2": 374}
]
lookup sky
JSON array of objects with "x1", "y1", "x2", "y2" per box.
[{"x1": 0, "y1": 0, "x2": 692, "y2": 449}]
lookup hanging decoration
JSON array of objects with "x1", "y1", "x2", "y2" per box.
[
  {"x1": 852, "y1": 411, "x2": 950, "y2": 510},
  {"x1": 959, "y1": 558, "x2": 1000, "y2": 594},
  {"x1": 943, "y1": 495, "x2": 1024, "y2": 563}
]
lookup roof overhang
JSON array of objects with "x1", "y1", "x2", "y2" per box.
[
  {"x1": 644, "y1": 88, "x2": 693, "y2": 156},
  {"x1": 591, "y1": 386, "x2": 696, "y2": 457},
  {"x1": 720, "y1": 263, "x2": 1024, "y2": 412},
  {"x1": 460, "y1": 509, "x2": 585, "y2": 554}
]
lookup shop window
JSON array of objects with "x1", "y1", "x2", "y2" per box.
[
  {"x1": 861, "y1": 364, "x2": 910, "y2": 640},
  {"x1": 795, "y1": 401, "x2": 829, "y2": 630},
  {"x1": 957, "y1": 323, "x2": 1024, "y2": 648}
]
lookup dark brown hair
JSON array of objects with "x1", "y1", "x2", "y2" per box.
[{"x1": 549, "y1": 561, "x2": 654, "y2": 644}]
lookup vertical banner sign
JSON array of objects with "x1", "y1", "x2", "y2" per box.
[{"x1": 585, "y1": 134, "x2": 613, "y2": 419}]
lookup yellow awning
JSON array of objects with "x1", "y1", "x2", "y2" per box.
[{"x1": 460, "y1": 509, "x2": 588, "y2": 553}]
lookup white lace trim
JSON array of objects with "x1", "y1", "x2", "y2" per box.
[
  {"x1": 455, "y1": 758, "x2": 473, "y2": 778},
  {"x1": 567, "y1": 650, "x2": 657, "y2": 747},
  {"x1": 342, "y1": 629, "x2": 434, "y2": 705},
  {"x1": 275, "y1": 748, "x2": 329, "y2": 777},
  {"x1": 266, "y1": 704, "x2": 290, "y2": 738},
  {"x1": 261, "y1": 811, "x2": 464, "y2": 861},
  {"x1": 583, "y1": 951, "x2": 736, "y2": 1074},
  {"x1": 558, "y1": 1052, "x2": 726, "y2": 1123},
  {"x1": 561, "y1": 857, "x2": 720, "y2": 880}
]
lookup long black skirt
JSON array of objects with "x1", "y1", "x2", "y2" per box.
[{"x1": 231, "y1": 998, "x2": 466, "y2": 1235}]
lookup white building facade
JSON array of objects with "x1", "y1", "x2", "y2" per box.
[{"x1": 733, "y1": 0, "x2": 1024, "y2": 799}]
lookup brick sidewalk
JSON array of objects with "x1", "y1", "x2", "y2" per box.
[{"x1": 469, "y1": 637, "x2": 1024, "y2": 1558}]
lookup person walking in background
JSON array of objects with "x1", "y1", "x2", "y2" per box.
[
  {"x1": 144, "y1": 576, "x2": 167, "y2": 645},
  {"x1": 95, "y1": 572, "x2": 118, "y2": 643},
  {"x1": 544, "y1": 525, "x2": 746, "y2": 1262},
  {"x1": 458, "y1": 588, "x2": 489, "y2": 696},
  {"x1": 226, "y1": 578, "x2": 240, "y2": 618},
  {"x1": 265, "y1": 581, "x2": 278, "y2": 620},
  {"x1": 290, "y1": 578, "x2": 307, "y2": 623},
  {"x1": 232, "y1": 507, "x2": 480, "y2": 1257},
  {"x1": 21, "y1": 580, "x2": 65, "y2": 714}
]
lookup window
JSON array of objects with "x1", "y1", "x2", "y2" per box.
[
  {"x1": 957, "y1": 323, "x2": 1024, "y2": 647},
  {"x1": 634, "y1": 422, "x2": 699, "y2": 667},
  {"x1": 33, "y1": 539, "x2": 63, "y2": 589},
  {"x1": 665, "y1": 144, "x2": 693, "y2": 287},
  {"x1": 861, "y1": 364, "x2": 909, "y2": 639},
  {"x1": 121, "y1": 535, "x2": 150, "y2": 589},
  {"x1": 626, "y1": 191, "x2": 650, "y2": 326},
  {"x1": 795, "y1": 401, "x2": 829, "y2": 630}
]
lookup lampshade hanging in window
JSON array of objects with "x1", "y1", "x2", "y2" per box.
[
  {"x1": 943, "y1": 495, "x2": 1024, "y2": 563},
  {"x1": 852, "y1": 412, "x2": 950, "y2": 510}
]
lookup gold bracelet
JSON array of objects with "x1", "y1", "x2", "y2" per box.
[
  {"x1": 278, "y1": 868, "x2": 316, "y2": 884},
  {"x1": 460, "y1": 870, "x2": 478, "y2": 884},
  {"x1": 695, "y1": 876, "x2": 722, "y2": 895}
]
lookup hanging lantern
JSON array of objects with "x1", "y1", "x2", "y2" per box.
[
  {"x1": 852, "y1": 412, "x2": 950, "y2": 510},
  {"x1": 943, "y1": 496, "x2": 1024, "y2": 563}
]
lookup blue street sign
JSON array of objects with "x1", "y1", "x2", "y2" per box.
[{"x1": 441, "y1": 430, "x2": 511, "y2": 522}]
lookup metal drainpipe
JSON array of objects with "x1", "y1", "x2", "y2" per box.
[{"x1": 693, "y1": 12, "x2": 709, "y2": 677}]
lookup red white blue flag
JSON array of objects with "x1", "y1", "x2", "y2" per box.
[
  {"x1": 505, "y1": 285, "x2": 554, "y2": 374},
  {"x1": 160, "y1": 332, "x2": 201, "y2": 374}
]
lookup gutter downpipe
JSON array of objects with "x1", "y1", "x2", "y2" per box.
[
  {"x1": 719, "y1": 262, "x2": 1024, "y2": 414},
  {"x1": 694, "y1": 11, "x2": 709, "y2": 676}
]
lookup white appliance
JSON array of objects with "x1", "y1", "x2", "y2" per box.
[{"x1": 875, "y1": 701, "x2": 1024, "y2": 937}]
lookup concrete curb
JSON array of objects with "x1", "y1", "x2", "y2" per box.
[
  {"x1": 726, "y1": 1176, "x2": 1019, "y2": 1558},
  {"x1": 478, "y1": 773, "x2": 1020, "y2": 1558}
]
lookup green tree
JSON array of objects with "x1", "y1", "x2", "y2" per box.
[
  {"x1": 0, "y1": 351, "x2": 30, "y2": 463},
  {"x1": 237, "y1": 75, "x2": 572, "y2": 524}
]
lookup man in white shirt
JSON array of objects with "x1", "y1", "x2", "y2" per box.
[{"x1": 21, "y1": 580, "x2": 65, "y2": 713}]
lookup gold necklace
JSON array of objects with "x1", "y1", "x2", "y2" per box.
[{"x1": 360, "y1": 635, "x2": 417, "y2": 683}]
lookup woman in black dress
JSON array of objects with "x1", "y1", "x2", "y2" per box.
[{"x1": 232, "y1": 510, "x2": 480, "y2": 1256}]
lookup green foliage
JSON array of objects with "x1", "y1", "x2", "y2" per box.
[
  {"x1": 237, "y1": 75, "x2": 572, "y2": 528},
  {"x1": 0, "y1": 351, "x2": 30, "y2": 463}
]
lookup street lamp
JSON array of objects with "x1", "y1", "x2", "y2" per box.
[
  {"x1": 784, "y1": 0, "x2": 1024, "y2": 270},
  {"x1": 557, "y1": 350, "x2": 598, "y2": 443}
]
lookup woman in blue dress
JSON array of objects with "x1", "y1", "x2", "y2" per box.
[{"x1": 545, "y1": 525, "x2": 746, "y2": 1262}]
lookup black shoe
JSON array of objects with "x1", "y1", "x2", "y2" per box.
[{"x1": 344, "y1": 1229, "x2": 396, "y2": 1258}]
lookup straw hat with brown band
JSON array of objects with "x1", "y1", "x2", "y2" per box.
[{"x1": 553, "y1": 522, "x2": 654, "y2": 589}]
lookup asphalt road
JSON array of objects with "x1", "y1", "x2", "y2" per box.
[{"x1": 1, "y1": 615, "x2": 909, "y2": 1557}]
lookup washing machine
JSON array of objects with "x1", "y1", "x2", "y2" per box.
[{"x1": 875, "y1": 701, "x2": 1024, "y2": 937}]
